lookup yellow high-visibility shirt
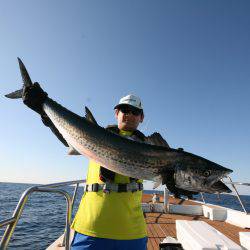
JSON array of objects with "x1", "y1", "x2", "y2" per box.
[{"x1": 71, "y1": 130, "x2": 147, "y2": 240}]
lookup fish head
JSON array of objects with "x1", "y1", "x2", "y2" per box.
[{"x1": 173, "y1": 161, "x2": 232, "y2": 193}]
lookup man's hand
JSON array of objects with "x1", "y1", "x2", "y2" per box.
[{"x1": 22, "y1": 82, "x2": 48, "y2": 115}]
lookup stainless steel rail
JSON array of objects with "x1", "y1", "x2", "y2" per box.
[
  {"x1": 0, "y1": 179, "x2": 86, "y2": 250},
  {"x1": 200, "y1": 192, "x2": 206, "y2": 204},
  {"x1": 1, "y1": 178, "x2": 249, "y2": 249},
  {"x1": 223, "y1": 181, "x2": 250, "y2": 186},
  {"x1": 226, "y1": 176, "x2": 248, "y2": 214}
]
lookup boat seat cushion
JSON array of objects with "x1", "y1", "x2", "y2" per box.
[
  {"x1": 176, "y1": 220, "x2": 242, "y2": 250},
  {"x1": 239, "y1": 232, "x2": 250, "y2": 250}
]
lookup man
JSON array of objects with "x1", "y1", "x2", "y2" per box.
[
  {"x1": 152, "y1": 193, "x2": 160, "y2": 204},
  {"x1": 23, "y1": 84, "x2": 148, "y2": 250}
]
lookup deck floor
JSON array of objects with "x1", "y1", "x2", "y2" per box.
[
  {"x1": 142, "y1": 194, "x2": 250, "y2": 250},
  {"x1": 48, "y1": 194, "x2": 250, "y2": 249}
]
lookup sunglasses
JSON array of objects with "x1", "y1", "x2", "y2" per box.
[{"x1": 119, "y1": 106, "x2": 142, "y2": 116}]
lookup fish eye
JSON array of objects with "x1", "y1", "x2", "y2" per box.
[{"x1": 203, "y1": 170, "x2": 211, "y2": 177}]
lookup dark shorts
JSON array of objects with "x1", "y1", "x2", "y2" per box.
[{"x1": 71, "y1": 232, "x2": 148, "y2": 250}]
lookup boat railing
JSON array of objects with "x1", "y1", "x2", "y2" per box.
[
  {"x1": 200, "y1": 176, "x2": 250, "y2": 214},
  {"x1": 0, "y1": 179, "x2": 86, "y2": 250}
]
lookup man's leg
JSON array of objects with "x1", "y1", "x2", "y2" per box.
[{"x1": 71, "y1": 232, "x2": 115, "y2": 250}]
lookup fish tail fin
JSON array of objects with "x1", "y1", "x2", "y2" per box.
[
  {"x1": 5, "y1": 89, "x2": 23, "y2": 99},
  {"x1": 5, "y1": 57, "x2": 33, "y2": 99}
]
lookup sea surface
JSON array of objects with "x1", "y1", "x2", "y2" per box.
[{"x1": 0, "y1": 182, "x2": 250, "y2": 249}]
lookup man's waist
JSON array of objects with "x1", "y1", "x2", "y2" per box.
[{"x1": 84, "y1": 182, "x2": 143, "y2": 193}]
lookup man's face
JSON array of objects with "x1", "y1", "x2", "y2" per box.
[{"x1": 115, "y1": 105, "x2": 144, "y2": 131}]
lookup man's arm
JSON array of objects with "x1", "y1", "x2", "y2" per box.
[{"x1": 41, "y1": 114, "x2": 69, "y2": 147}]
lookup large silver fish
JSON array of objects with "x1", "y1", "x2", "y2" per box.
[{"x1": 6, "y1": 58, "x2": 232, "y2": 194}]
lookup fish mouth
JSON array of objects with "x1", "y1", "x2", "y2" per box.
[
  {"x1": 174, "y1": 168, "x2": 233, "y2": 193},
  {"x1": 222, "y1": 168, "x2": 233, "y2": 176},
  {"x1": 202, "y1": 170, "x2": 232, "y2": 193},
  {"x1": 210, "y1": 180, "x2": 232, "y2": 193},
  {"x1": 176, "y1": 180, "x2": 232, "y2": 194}
]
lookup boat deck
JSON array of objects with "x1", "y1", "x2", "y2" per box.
[
  {"x1": 142, "y1": 194, "x2": 250, "y2": 250},
  {"x1": 48, "y1": 193, "x2": 250, "y2": 249}
]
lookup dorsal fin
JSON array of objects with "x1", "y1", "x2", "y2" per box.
[
  {"x1": 146, "y1": 132, "x2": 169, "y2": 147},
  {"x1": 85, "y1": 106, "x2": 98, "y2": 125}
]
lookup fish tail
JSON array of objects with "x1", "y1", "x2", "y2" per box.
[
  {"x1": 5, "y1": 57, "x2": 33, "y2": 99},
  {"x1": 5, "y1": 89, "x2": 23, "y2": 99}
]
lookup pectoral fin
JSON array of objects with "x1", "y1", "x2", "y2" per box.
[{"x1": 68, "y1": 145, "x2": 81, "y2": 155}]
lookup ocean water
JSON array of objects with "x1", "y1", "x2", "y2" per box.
[{"x1": 0, "y1": 182, "x2": 249, "y2": 249}]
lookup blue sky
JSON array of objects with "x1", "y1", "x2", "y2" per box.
[{"x1": 1, "y1": 1, "x2": 250, "y2": 193}]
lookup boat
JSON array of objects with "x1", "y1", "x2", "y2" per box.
[{"x1": 0, "y1": 179, "x2": 249, "y2": 250}]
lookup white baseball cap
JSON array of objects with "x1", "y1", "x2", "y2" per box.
[{"x1": 114, "y1": 94, "x2": 143, "y2": 110}]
